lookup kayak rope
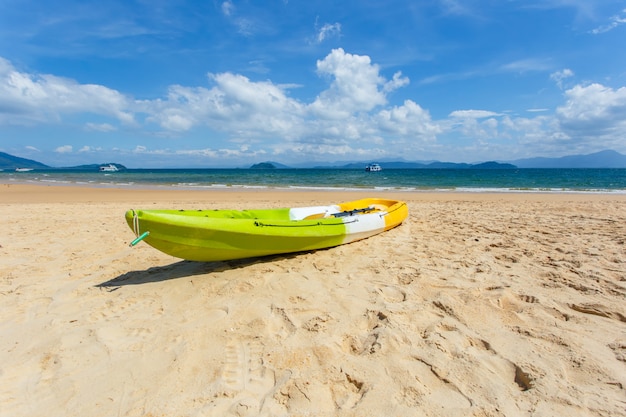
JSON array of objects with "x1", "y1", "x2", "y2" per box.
[
  {"x1": 129, "y1": 209, "x2": 150, "y2": 247},
  {"x1": 132, "y1": 210, "x2": 139, "y2": 236},
  {"x1": 332, "y1": 206, "x2": 376, "y2": 218}
]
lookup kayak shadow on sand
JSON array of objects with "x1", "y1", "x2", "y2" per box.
[{"x1": 95, "y1": 253, "x2": 304, "y2": 289}]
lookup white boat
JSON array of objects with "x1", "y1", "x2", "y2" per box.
[
  {"x1": 99, "y1": 164, "x2": 119, "y2": 172},
  {"x1": 15, "y1": 168, "x2": 34, "y2": 172},
  {"x1": 365, "y1": 163, "x2": 382, "y2": 172}
]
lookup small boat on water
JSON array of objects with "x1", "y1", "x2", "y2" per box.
[
  {"x1": 99, "y1": 164, "x2": 119, "y2": 172},
  {"x1": 126, "y1": 198, "x2": 408, "y2": 262},
  {"x1": 365, "y1": 163, "x2": 382, "y2": 172},
  {"x1": 15, "y1": 168, "x2": 34, "y2": 172}
]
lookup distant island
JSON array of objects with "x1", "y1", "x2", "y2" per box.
[
  {"x1": 0, "y1": 152, "x2": 127, "y2": 171},
  {"x1": 506, "y1": 149, "x2": 626, "y2": 169},
  {"x1": 0, "y1": 151, "x2": 50, "y2": 170},
  {"x1": 1, "y1": 149, "x2": 625, "y2": 170},
  {"x1": 249, "y1": 162, "x2": 278, "y2": 169}
]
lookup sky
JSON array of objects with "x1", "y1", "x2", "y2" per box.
[{"x1": 1, "y1": 0, "x2": 626, "y2": 168}]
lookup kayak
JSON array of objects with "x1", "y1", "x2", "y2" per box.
[{"x1": 125, "y1": 198, "x2": 408, "y2": 262}]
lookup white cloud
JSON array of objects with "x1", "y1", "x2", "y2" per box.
[
  {"x1": 383, "y1": 72, "x2": 410, "y2": 93},
  {"x1": 3, "y1": 50, "x2": 626, "y2": 164},
  {"x1": 85, "y1": 122, "x2": 116, "y2": 132},
  {"x1": 219, "y1": 1, "x2": 257, "y2": 36},
  {"x1": 174, "y1": 146, "x2": 266, "y2": 160},
  {"x1": 160, "y1": 112, "x2": 195, "y2": 131},
  {"x1": 316, "y1": 23, "x2": 341, "y2": 43},
  {"x1": 500, "y1": 58, "x2": 552, "y2": 73},
  {"x1": 550, "y1": 68, "x2": 574, "y2": 89},
  {"x1": 136, "y1": 49, "x2": 421, "y2": 158},
  {"x1": 233, "y1": 18, "x2": 256, "y2": 36},
  {"x1": 0, "y1": 58, "x2": 134, "y2": 126},
  {"x1": 55, "y1": 145, "x2": 73, "y2": 153},
  {"x1": 144, "y1": 72, "x2": 304, "y2": 137},
  {"x1": 590, "y1": 8, "x2": 626, "y2": 34},
  {"x1": 310, "y1": 48, "x2": 400, "y2": 117},
  {"x1": 556, "y1": 83, "x2": 626, "y2": 139},
  {"x1": 221, "y1": 0, "x2": 235, "y2": 16},
  {"x1": 462, "y1": 117, "x2": 499, "y2": 139},
  {"x1": 449, "y1": 110, "x2": 501, "y2": 119},
  {"x1": 460, "y1": 81, "x2": 626, "y2": 156},
  {"x1": 377, "y1": 100, "x2": 441, "y2": 138},
  {"x1": 439, "y1": 0, "x2": 478, "y2": 17}
]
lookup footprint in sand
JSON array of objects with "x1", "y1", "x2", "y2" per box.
[
  {"x1": 394, "y1": 266, "x2": 421, "y2": 285},
  {"x1": 268, "y1": 304, "x2": 335, "y2": 336},
  {"x1": 569, "y1": 303, "x2": 626, "y2": 323},
  {"x1": 215, "y1": 339, "x2": 285, "y2": 416},
  {"x1": 330, "y1": 369, "x2": 367, "y2": 410},
  {"x1": 377, "y1": 285, "x2": 406, "y2": 303},
  {"x1": 608, "y1": 341, "x2": 626, "y2": 362},
  {"x1": 413, "y1": 319, "x2": 535, "y2": 408},
  {"x1": 343, "y1": 310, "x2": 389, "y2": 355}
]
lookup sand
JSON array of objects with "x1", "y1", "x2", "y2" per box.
[{"x1": 1, "y1": 184, "x2": 625, "y2": 417}]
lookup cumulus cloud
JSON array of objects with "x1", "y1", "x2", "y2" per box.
[
  {"x1": 0, "y1": 50, "x2": 429, "y2": 156},
  {"x1": 144, "y1": 72, "x2": 305, "y2": 137},
  {"x1": 377, "y1": 100, "x2": 440, "y2": 138},
  {"x1": 556, "y1": 83, "x2": 626, "y2": 140},
  {"x1": 3, "y1": 49, "x2": 626, "y2": 164},
  {"x1": 136, "y1": 48, "x2": 418, "y2": 151},
  {"x1": 383, "y1": 71, "x2": 410, "y2": 93},
  {"x1": 0, "y1": 57, "x2": 134, "y2": 126},
  {"x1": 55, "y1": 145, "x2": 73, "y2": 153},
  {"x1": 310, "y1": 48, "x2": 408, "y2": 117}
]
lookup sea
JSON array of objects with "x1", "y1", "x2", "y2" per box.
[{"x1": 1, "y1": 168, "x2": 626, "y2": 194}]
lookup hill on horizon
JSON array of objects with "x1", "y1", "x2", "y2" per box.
[
  {"x1": 510, "y1": 150, "x2": 626, "y2": 168},
  {"x1": 1, "y1": 149, "x2": 625, "y2": 170},
  {"x1": 0, "y1": 151, "x2": 50, "y2": 170}
]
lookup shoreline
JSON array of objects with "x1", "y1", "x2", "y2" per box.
[
  {"x1": 2, "y1": 183, "x2": 626, "y2": 204},
  {"x1": 2, "y1": 166, "x2": 625, "y2": 196}
]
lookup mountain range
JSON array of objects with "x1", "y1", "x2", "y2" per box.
[
  {"x1": 1, "y1": 150, "x2": 626, "y2": 170},
  {"x1": 505, "y1": 150, "x2": 626, "y2": 168}
]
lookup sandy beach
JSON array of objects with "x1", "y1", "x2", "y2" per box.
[{"x1": 1, "y1": 184, "x2": 625, "y2": 417}]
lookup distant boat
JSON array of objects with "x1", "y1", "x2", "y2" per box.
[
  {"x1": 365, "y1": 163, "x2": 382, "y2": 172},
  {"x1": 99, "y1": 164, "x2": 119, "y2": 172},
  {"x1": 15, "y1": 168, "x2": 34, "y2": 172}
]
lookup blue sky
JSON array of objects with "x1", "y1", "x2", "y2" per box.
[{"x1": 1, "y1": 0, "x2": 625, "y2": 168}]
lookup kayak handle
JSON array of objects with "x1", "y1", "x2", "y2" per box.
[{"x1": 130, "y1": 231, "x2": 150, "y2": 247}]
